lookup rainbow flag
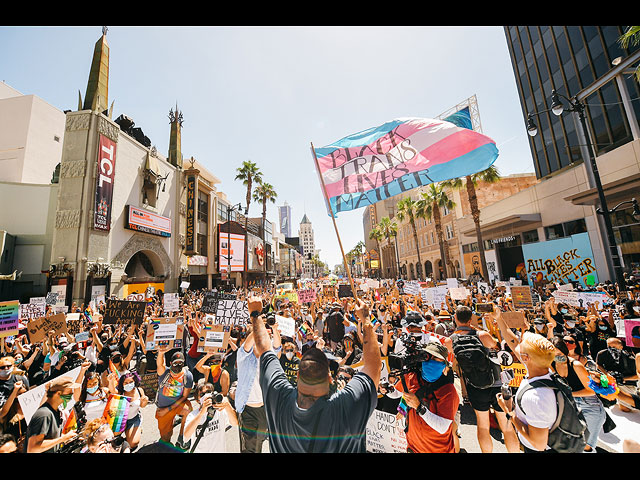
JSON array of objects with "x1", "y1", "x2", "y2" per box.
[
  {"x1": 62, "y1": 408, "x2": 78, "y2": 434},
  {"x1": 102, "y1": 394, "x2": 130, "y2": 434},
  {"x1": 108, "y1": 360, "x2": 121, "y2": 379},
  {"x1": 313, "y1": 115, "x2": 498, "y2": 216},
  {"x1": 299, "y1": 323, "x2": 311, "y2": 336},
  {"x1": 397, "y1": 396, "x2": 409, "y2": 417}
]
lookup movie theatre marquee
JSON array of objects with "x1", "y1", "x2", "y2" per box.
[{"x1": 125, "y1": 205, "x2": 171, "y2": 237}]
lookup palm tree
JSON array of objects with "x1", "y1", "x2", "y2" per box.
[
  {"x1": 377, "y1": 216, "x2": 399, "y2": 279},
  {"x1": 417, "y1": 184, "x2": 456, "y2": 280},
  {"x1": 396, "y1": 197, "x2": 423, "y2": 280},
  {"x1": 349, "y1": 241, "x2": 365, "y2": 277},
  {"x1": 440, "y1": 165, "x2": 501, "y2": 282},
  {"x1": 368, "y1": 224, "x2": 384, "y2": 278},
  {"x1": 235, "y1": 160, "x2": 262, "y2": 286},
  {"x1": 619, "y1": 27, "x2": 640, "y2": 82},
  {"x1": 253, "y1": 181, "x2": 277, "y2": 281}
]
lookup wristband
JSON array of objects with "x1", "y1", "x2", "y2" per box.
[
  {"x1": 416, "y1": 403, "x2": 427, "y2": 416},
  {"x1": 250, "y1": 311, "x2": 261, "y2": 319}
]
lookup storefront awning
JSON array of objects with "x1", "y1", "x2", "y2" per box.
[
  {"x1": 564, "y1": 173, "x2": 640, "y2": 206},
  {"x1": 460, "y1": 213, "x2": 541, "y2": 237}
]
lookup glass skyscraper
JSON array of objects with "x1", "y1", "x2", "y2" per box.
[{"x1": 504, "y1": 26, "x2": 640, "y2": 178}]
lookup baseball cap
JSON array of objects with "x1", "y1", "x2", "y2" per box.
[
  {"x1": 423, "y1": 341, "x2": 450, "y2": 365},
  {"x1": 401, "y1": 311, "x2": 426, "y2": 328},
  {"x1": 47, "y1": 376, "x2": 81, "y2": 393}
]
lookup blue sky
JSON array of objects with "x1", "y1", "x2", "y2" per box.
[{"x1": 0, "y1": 25, "x2": 535, "y2": 268}]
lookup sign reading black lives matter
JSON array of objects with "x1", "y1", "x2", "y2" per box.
[
  {"x1": 103, "y1": 299, "x2": 147, "y2": 325},
  {"x1": 215, "y1": 300, "x2": 249, "y2": 326}
]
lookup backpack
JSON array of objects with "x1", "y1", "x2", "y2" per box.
[
  {"x1": 515, "y1": 373, "x2": 588, "y2": 453},
  {"x1": 450, "y1": 330, "x2": 500, "y2": 389}
]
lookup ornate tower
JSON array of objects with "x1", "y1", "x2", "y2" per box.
[
  {"x1": 79, "y1": 26, "x2": 111, "y2": 116},
  {"x1": 168, "y1": 104, "x2": 183, "y2": 169}
]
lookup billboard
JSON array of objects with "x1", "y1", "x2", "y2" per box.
[
  {"x1": 185, "y1": 172, "x2": 198, "y2": 254},
  {"x1": 522, "y1": 232, "x2": 598, "y2": 287},
  {"x1": 279, "y1": 204, "x2": 291, "y2": 238},
  {"x1": 94, "y1": 134, "x2": 117, "y2": 231},
  {"x1": 125, "y1": 205, "x2": 171, "y2": 237},
  {"x1": 219, "y1": 230, "x2": 245, "y2": 272}
]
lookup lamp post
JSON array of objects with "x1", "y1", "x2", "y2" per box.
[
  {"x1": 526, "y1": 90, "x2": 627, "y2": 292},
  {"x1": 225, "y1": 202, "x2": 243, "y2": 289}
]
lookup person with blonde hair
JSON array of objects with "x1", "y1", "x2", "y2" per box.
[{"x1": 494, "y1": 311, "x2": 561, "y2": 453}]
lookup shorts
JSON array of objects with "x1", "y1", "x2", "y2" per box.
[
  {"x1": 126, "y1": 413, "x2": 141, "y2": 430},
  {"x1": 465, "y1": 384, "x2": 503, "y2": 413}
]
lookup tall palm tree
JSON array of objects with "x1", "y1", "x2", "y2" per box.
[
  {"x1": 235, "y1": 160, "x2": 262, "y2": 287},
  {"x1": 350, "y1": 241, "x2": 365, "y2": 277},
  {"x1": 377, "y1": 216, "x2": 399, "y2": 278},
  {"x1": 417, "y1": 184, "x2": 456, "y2": 280},
  {"x1": 440, "y1": 165, "x2": 501, "y2": 282},
  {"x1": 396, "y1": 197, "x2": 422, "y2": 280},
  {"x1": 253, "y1": 181, "x2": 277, "y2": 282},
  {"x1": 368, "y1": 224, "x2": 384, "y2": 278},
  {"x1": 619, "y1": 27, "x2": 640, "y2": 82}
]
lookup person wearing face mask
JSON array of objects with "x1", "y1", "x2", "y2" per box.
[
  {"x1": 278, "y1": 341, "x2": 300, "y2": 386},
  {"x1": 385, "y1": 341, "x2": 460, "y2": 453},
  {"x1": 112, "y1": 371, "x2": 148, "y2": 450},
  {"x1": 585, "y1": 312, "x2": 616, "y2": 361},
  {"x1": 550, "y1": 337, "x2": 605, "y2": 452},
  {"x1": 26, "y1": 376, "x2": 81, "y2": 453},
  {"x1": 195, "y1": 352, "x2": 230, "y2": 396},
  {"x1": 0, "y1": 356, "x2": 29, "y2": 449},
  {"x1": 77, "y1": 371, "x2": 110, "y2": 422},
  {"x1": 596, "y1": 337, "x2": 639, "y2": 412},
  {"x1": 182, "y1": 382, "x2": 238, "y2": 453}
]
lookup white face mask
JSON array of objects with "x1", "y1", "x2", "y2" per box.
[
  {"x1": 285, "y1": 352, "x2": 294, "y2": 361},
  {"x1": 123, "y1": 382, "x2": 135, "y2": 392}
]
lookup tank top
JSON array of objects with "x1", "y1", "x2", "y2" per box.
[
  {"x1": 84, "y1": 391, "x2": 108, "y2": 422},
  {"x1": 553, "y1": 359, "x2": 584, "y2": 393}
]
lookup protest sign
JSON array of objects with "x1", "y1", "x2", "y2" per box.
[
  {"x1": 501, "y1": 310, "x2": 527, "y2": 330},
  {"x1": 0, "y1": 300, "x2": 20, "y2": 338},
  {"x1": 18, "y1": 365, "x2": 82, "y2": 425},
  {"x1": 75, "y1": 331, "x2": 90, "y2": 343},
  {"x1": 19, "y1": 303, "x2": 45, "y2": 321},
  {"x1": 145, "y1": 317, "x2": 184, "y2": 350},
  {"x1": 297, "y1": 289, "x2": 317, "y2": 304},
  {"x1": 276, "y1": 315, "x2": 295, "y2": 338},
  {"x1": 624, "y1": 319, "x2": 640, "y2": 348},
  {"x1": 366, "y1": 409, "x2": 408, "y2": 453},
  {"x1": 140, "y1": 372, "x2": 159, "y2": 401},
  {"x1": 215, "y1": 299, "x2": 249, "y2": 326},
  {"x1": 45, "y1": 292, "x2": 59, "y2": 306},
  {"x1": 338, "y1": 284, "x2": 354, "y2": 298},
  {"x1": 449, "y1": 287, "x2": 469, "y2": 301},
  {"x1": 501, "y1": 363, "x2": 527, "y2": 388},
  {"x1": 163, "y1": 292, "x2": 179, "y2": 312},
  {"x1": 403, "y1": 281, "x2": 421, "y2": 296},
  {"x1": 446, "y1": 278, "x2": 459, "y2": 290},
  {"x1": 510, "y1": 286, "x2": 533, "y2": 309},
  {"x1": 196, "y1": 324, "x2": 230, "y2": 354},
  {"x1": 285, "y1": 291, "x2": 299, "y2": 304},
  {"x1": 66, "y1": 313, "x2": 83, "y2": 337},
  {"x1": 103, "y1": 299, "x2": 146, "y2": 325},
  {"x1": 126, "y1": 293, "x2": 145, "y2": 302},
  {"x1": 477, "y1": 282, "x2": 490, "y2": 295},
  {"x1": 26, "y1": 313, "x2": 69, "y2": 344},
  {"x1": 421, "y1": 287, "x2": 448, "y2": 309},
  {"x1": 202, "y1": 291, "x2": 234, "y2": 314}
]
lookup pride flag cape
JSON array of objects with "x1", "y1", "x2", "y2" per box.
[
  {"x1": 102, "y1": 394, "x2": 130, "y2": 434},
  {"x1": 312, "y1": 115, "x2": 498, "y2": 216}
]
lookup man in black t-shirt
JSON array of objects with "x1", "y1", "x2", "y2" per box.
[
  {"x1": 326, "y1": 303, "x2": 346, "y2": 350},
  {"x1": 25, "y1": 376, "x2": 81, "y2": 453}
]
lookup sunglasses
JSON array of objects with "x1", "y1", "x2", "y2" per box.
[
  {"x1": 564, "y1": 339, "x2": 575, "y2": 344},
  {"x1": 0, "y1": 365, "x2": 12, "y2": 370},
  {"x1": 171, "y1": 362, "x2": 185, "y2": 368}
]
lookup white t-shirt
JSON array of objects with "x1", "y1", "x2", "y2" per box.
[
  {"x1": 185, "y1": 406, "x2": 230, "y2": 453},
  {"x1": 246, "y1": 368, "x2": 263, "y2": 407},
  {"x1": 514, "y1": 371, "x2": 557, "y2": 451}
]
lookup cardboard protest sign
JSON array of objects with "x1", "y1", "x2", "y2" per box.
[
  {"x1": 275, "y1": 315, "x2": 295, "y2": 339},
  {"x1": 446, "y1": 278, "x2": 459, "y2": 290},
  {"x1": 338, "y1": 284, "x2": 354, "y2": 298},
  {"x1": 215, "y1": 299, "x2": 249, "y2": 326},
  {"x1": 624, "y1": 319, "x2": 640, "y2": 348},
  {"x1": 501, "y1": 363, "x2": 527, "y2": 388},
  {"x1": 163, "y1": 293, "x2": 180, "y2": 312},
  {"x1": 297, "y1": 289, "x2": 317, "y2": 304},
  {"x1": 403, "y1": 281, "x2": 421, "y2": 296},
  {"x1": 18, "y1": 365, "x2": 83, "y2": 425},
  {"x1": 510, "y1": 286, "x2": 533, "y2": 309},
  {"x1": 139, "y1": 372, "x2": 159, "y2": 401},
  {"x1": 26, "y1": 313, "x2": 69, "y2": 343},
  {"x1": 145, "y1": 317, "x2": 184, "y2": 350},
  {"x1": 126, "y1": 293, "x2": 145, "y2": 302},
  {"x1": 0, "y1": 300, "x2": 20, "y2": 338},
  {"x1": 366, "y1": 409, "x2": 408, "y2": 453},
  {"x1": 449, "y1": 287, "x2": 469, "y2": 301},
  {"x1": 501, "y1": 310, "x2": 527, "y2": 330},
  {"x1": 103, "y1": 299, "x2": 146, "y2": 325},
  {"x1": 196, "y1": 324, "x2": 230, "y2": 354}
]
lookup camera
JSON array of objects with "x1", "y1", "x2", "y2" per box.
[
  {"x1": 202, "y1": 392, "x2": 224, "y2": 416},
  {"x1": 500, "y1": 369, "x2": 515, "y2": 401},
  {"x1": 266, "y1": 314, "x2": 276, "y2": 327},
  {"x1": 387, "y1": 333, "x2": 430, "y2": 375}
]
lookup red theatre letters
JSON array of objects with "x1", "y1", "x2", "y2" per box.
[{"x1": 94, "y1": 134, "x2": 117, "y2": 231}]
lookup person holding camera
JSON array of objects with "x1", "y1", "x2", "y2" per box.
[
  {"x1": 384, "y1": 341, "x2": 459, "y2": 453},
  {"x1": 82, "y1": 418, "x2": 130, "y2": 453},
  {"x1": 250, "y1": 295, "x2": 379, "y2": 453},
  {"x1": 183, "y1": 382, "x2": 238, "y2": 453}
]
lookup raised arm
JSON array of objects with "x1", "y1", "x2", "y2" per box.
[{"x1": 355, "y1": 299, "x2": 381, "y2": 389}]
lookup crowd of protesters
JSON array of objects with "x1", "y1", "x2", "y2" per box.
[{"x1": 1, "y1": 273, "x2": 639, "y2": 454}]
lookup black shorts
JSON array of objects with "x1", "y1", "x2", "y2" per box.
[{"x1": 465, "y1": 384, "x2": 503, "y2": 413}]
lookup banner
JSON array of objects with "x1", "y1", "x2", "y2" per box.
[
  {"x1": 313, "y1": 117, "x2": 499, "y2": 216},
  {"x1": 125, "y1": 205, "x2": 171, "y2": 237},
  {"x1": 103, "y1": 299, "x2": 146, "y2": 325},
  {"x1": 0, "y1": 300, "x2": 19, "y2": 338},
  {"x1": 94, "y1": 133, "x2": 117, "y2": 231},
  {"x1": 219, "y1": 232, "x2": 245, "y2": 272}
]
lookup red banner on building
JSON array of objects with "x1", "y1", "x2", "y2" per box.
[{"x1": 94, "y1": 134, "x2": 117, "y2": 231}]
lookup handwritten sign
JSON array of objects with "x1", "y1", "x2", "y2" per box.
[
  {"x1": 501, "y1": 363, "x2": 527, "y2": 388},
  {"x1": 0, "y1": 300, "x2": 20, "y2": 338},
  {"x1": 19, "y1": 303, "x2": 45, "y2": 320},
  {"x1": 276, "y1": 315, "x2": 295, "y2": 338},
  {"x1": 501, "y1": 310, "x2": 527, "y2": 330},
  {"x1": 297, "y1": 289, "x2": 317, "y2": 304},
  {"x1": 366, "y1": 409, "x2": 408, "y2": 453},
  {"x1": 163, "y1": 293, "x2": 179, "y2": 312},
  {"x1": 510, "y1": 286, "x2": 533, "y2": 309},
  {"x1": 449, "y1": 287, "x2": 470, "y2": 301},
  {"x1": 139, "y1": 372, "x2": 159, "y2": 401},
  {"x1": 26, "y1": 313, "x2": 69, "y2": 343},
  {"x1": 126, "y1": 293, "x2": 145, "y2": 302},
  {"x1": 103, "y1": 299, "x2": 146, "y2": 325},
  {"x1": 215, "y1": 300, "x2": 249, "y2": 326},
  {"x1": 18, "y1": 366, "x2": 82, "y2": 424},
  {"x1": 338, "y1": 284, "x2": 354, "y2": 298},
  {"x1": 403, "y1": 281, "x2": 421, "y2": 296}
]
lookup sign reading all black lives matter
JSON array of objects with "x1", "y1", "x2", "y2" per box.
[
  {"x1": 103, "y1": 299, "x2": 147, "y2": 325},
  {"x1": 215, "y1": 299, "x2": 249, "y2": 326},
  {"x1": 202, "y1": 290, "x2": 235, "y2": 314}
]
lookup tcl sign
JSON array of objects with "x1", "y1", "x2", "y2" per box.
[{"x1": 94, "y1": 134, "x2": 117, "y2": 231}]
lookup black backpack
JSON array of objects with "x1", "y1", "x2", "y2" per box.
[
  {"x1": 515, "y1": 373, "x2": 588, "y2": 453},
  {"x1": 451, "y1": 330, "x2": 500, "y2": 389}
]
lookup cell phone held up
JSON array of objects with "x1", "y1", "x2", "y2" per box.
[
  {"x1": 476, "y1": 303, "x2": 494, "y2": 313},
  {"x1": 500, "y1": 369, "x2": 515, "y2": 401}
]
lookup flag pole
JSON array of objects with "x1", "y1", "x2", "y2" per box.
[{"x1": 310, "y1": 142, "x2": 359, "y2": 301}]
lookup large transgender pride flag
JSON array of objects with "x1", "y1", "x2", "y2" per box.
[{"x1": 313, "y1": 114, "x2": 498, "y2": 216}]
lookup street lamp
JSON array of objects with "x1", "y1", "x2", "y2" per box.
[
  {"x1": 224, "y1": 202, "x2": 242, "y2": 289},
  {"x1": 526, "y1": 90, "x2": 627, "y2": 291}
]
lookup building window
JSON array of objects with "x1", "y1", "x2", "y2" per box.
[
  {"x1": 564, "y1": 218, "x2": 587, "y2": 236},
  {"x1": 445, "y1": 224, "x2": 454, "y2": 240},
  {"x1": 522, "y1": 229, "x2": 540, "y2": 244},
  {"x1": 544, "y1": 223, "x2": 565, "y2": 240}
]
